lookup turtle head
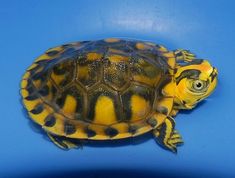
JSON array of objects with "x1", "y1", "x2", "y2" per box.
[{"x1": 174, "y1": 59, "x2": 218, "y2": 109}]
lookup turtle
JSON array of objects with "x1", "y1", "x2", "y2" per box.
[{"x1": 20, "y1": 38, "x2": 218, "y2": 153}]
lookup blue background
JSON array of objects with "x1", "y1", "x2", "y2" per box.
[{"x1": 0, "y1": 0, "x2": 234, "y2": 177}]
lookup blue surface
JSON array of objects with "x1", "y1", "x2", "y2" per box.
[{"x1": 0, "y1": 0, "x2": 234, "y2": 177}]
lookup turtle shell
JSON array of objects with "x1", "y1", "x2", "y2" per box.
[{"x1": 21, "y1": 38, "x2": 176, "y2": 140}]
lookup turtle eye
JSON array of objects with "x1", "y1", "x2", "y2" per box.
[{"x1": 192, "y1": 80, "x2": 205, "y2": 90}]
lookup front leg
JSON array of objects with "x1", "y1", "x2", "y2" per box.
[{"x1": 153, "y1": 116, "x2": 183, "y2": 153}]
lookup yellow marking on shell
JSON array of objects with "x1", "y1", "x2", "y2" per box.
[
  {"x1": 27, "y1": 63, "x2": 38, "y2": 71},
  {"x1": 109, "y1": 55, "x2": 129, "y2": 62},
  {"x1": 86, "y1": 53, "x2": 103, "y2": 61},
  {"x1": 93, "y1": 96, "x2": 117, "y2": 125},
  {"x1": 162, "y1": 52, "x2": 174, "y2": 58},
  {"x1": 131, "y1": 121, "x2": 152, "y2": 136},
  {"x1": 22, "y1": 98, "x2": 41, "y2": 111},
  {"x1": 66, "y1": 121, "x2": 88, "y2": 139},
  {"x1": 45, "y1": 46, "x2": 63, "y2": 53},
  {"x1": 22, "y1": 72, "x2": 30, "y2": 80},
  {"x1": 136, "y1": 43, "x2": 148, "y2": 50},
  {"x1": 157, "y1": 45, "x2": 168, "y2": 52},
  {"x1": 29, "y1": 104, "x2": 54, "y2": 125},
  {"x1": 35, "y1": 54, "x2": 51, "y2": 62},
  {"x1": 21, "y1": 88, "x2": 29, "y2": 98},
  {"x1": 77, "y1": 65, "x2": 89, "y2": 80},
  {"x1": 43, "y1": 113, "x2": 65, "y2": 135},
  {"x1": 35, "y1": 46, "x2": 64, "y2": 62},
  {"x1": 21, "y1": 80, "x2": 28, "y2": 89},
  {"x1": 130, "y1": 95, "x2": 150, "y2": 121},
  {"x1": 62, "y1": 95, "x2": 77, "y2": 116},
  {"x1": 87, "y1": 124, "x2": 109, "y2": 140},
  {"x1": 133, "y1": 75, "x2": 160, "y2": 87},
  {"x1": 153, "y1": 97, "x2": 174, "y2": 127},
  {"x1": 161, "y1": 80, "x2": 176, "y2": 97},
  {"x1": 104, "y1": 38, "x2": 120, "y2": 43},
  {"x1": 50, "y1": 71, "x2": 65, "y2": 86},
  {"x1": 152, "y1": 113, "x2": 167, "y2": 128},
  {"x1": 145, "y1": 42, "x2": 156, "y2": 46},
  {"x1": 156, "y1": 98, "x2": 173, "y2": 115},
  {"x1": 108, "y1": 48, "x2": 127, "y2": 56},
  {"x1": 111, "y1": 123, "x2": 131, "y2": 139}
]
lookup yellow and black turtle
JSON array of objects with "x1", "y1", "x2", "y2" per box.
[{"x1": 20, "y1": 38, "x2": 218, "y2": 153}]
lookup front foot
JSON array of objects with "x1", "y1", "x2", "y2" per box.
[{"x1": 153, "y1": 117, "x2": 184, "y2": 153}]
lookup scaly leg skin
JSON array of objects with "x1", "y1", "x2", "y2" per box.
[
  {"x1": 174, "y1": 49, "x2": 196, "y2": 62},
  {"x1": 153, "y1": 116, "x2": 183, "y2": 153},
  {"x1": 47, "y1": 133, "x2": 83, "y2": 150}
]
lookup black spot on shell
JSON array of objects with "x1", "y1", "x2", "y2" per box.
[
  {"x1": 26, "y1": 85, "x2": 34, "y2": 95},
  {"x1": 85, "y1": 127, "x2": 96, "y2": 138},
  {"x1": 147, "y1": 118, "x2": 157, "y2": 128},
  {"x1": 156, "y1": 106, "x2": 168, "y2": 115},
  {"x1": 128, "y1": 125, "x2": 138, "y2": 135},
  {"x1": 64, "y1": 122, "x2": 76, "y2": 135},
  {"x1": 25, "y1": 94, "x2": 39, "y2": 101},
  {"x1": 38, "y1": 85, "x2": 49, "y2": 96},
  {"x1": 46, "y1": 50, "x2": 59, "y2": 56},
  {"x1": 105, "y1": 127, "x2": 118, "y2": 138},
  {"x1": 44, "y1": 115, "x2": 56, "y2": 127},
  {"x1": 30, "y1": 104, "x2": 44, "y2": 114}
]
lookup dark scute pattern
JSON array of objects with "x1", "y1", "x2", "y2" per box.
[
  {"x1": 38, "y1": 85, "x2": 49, "y2": 96},
  {"x1": 64, "y1": 122, "x2": 76, "y2": 135},
  {"x1": 147, "y1": 118, "x2": 157, "y2": 128},
  {"x1": 85, "y1": 127, "x2": 96, "y2": 137},
  {"x1": 156, "y1": 106, "x2": 168, "y2": 115},
  {"x1": 128, "y1": 125, "x2": 138, "y2": 134},
  {"x1": 25, "y1": 94, "x2": 39, "y2": 101},
  {"x1": 30, "y1": 104, "x2": 44, "y2": 114},
  {"x1": 121, "y1": 85, "x2": 154, "y2": 121},
  {"x1": 105, "y1": 127, "x2": 119, "y2": 138},
  {"x1": 44, "y1": 115, "x2": 56, "y2": 127},
  {"x1": 46, "y1": 50, "x2": 60, "y2": 56}
]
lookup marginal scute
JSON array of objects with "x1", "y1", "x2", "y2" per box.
[
  {"x1": 128, "y1": 125, "x2": 138, "y2": 135},
  {"x1": 64, "y1": 122, "x2": 76, "y2": 135},
  {"x1": 147, "y1": 117, "x2": 157, "y2": 128},
  {"x1": 44, "y1": 115, "x2": 56, "y2": 127},
  {"x1": 85, "y1": 127, "x2": 96, "y2": 138},
  {"x1": 105, "y1": 127, "x2": 119, "y2": 138},
  {"x1": 30, "y1": 104, "x2": 44, "y2": 114}
]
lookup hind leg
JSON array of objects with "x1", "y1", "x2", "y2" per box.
[
  {"x1": 47, "y1": 133, "x2": 83, "y2": 150},
  {"x1": 153, "y1": 116, "x2": 183, "y2": 153}
]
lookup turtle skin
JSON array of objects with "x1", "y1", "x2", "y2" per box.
[{"x1": 21, "y1": 38, "x2": 181, "y2": 152}]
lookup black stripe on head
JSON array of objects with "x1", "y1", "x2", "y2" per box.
[
  {"x1": 177, "y1": 59, "x2": 203, "y2": 66},
  {"x1": 176, "y1": 69, "x2": 201, "y2": 84}
]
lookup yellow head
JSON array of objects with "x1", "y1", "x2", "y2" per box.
[{"x1": 174, "y1": 59, "x2": 218, "y2": 109}]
